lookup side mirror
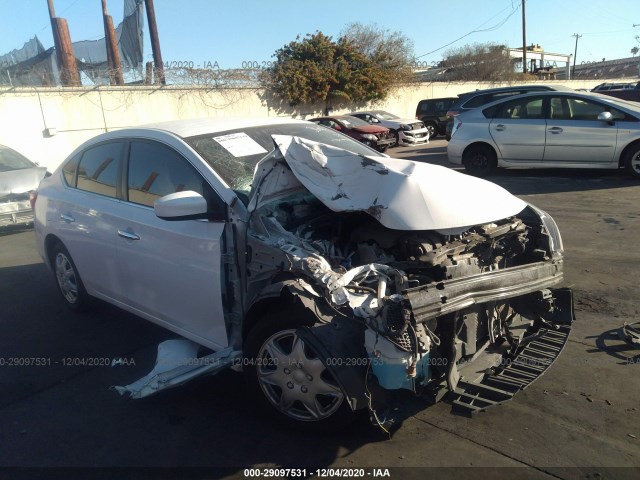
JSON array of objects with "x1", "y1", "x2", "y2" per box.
[
  {"x1": 597, "y1": 111, "x2": 614, "y2": 123},
  {"x1": 154, "y1": 190, "x2": 208, "y2": 221}
]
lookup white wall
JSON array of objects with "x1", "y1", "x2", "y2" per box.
[{"x1": 0, "y1": 78, "x2": 624, "y2": 170}]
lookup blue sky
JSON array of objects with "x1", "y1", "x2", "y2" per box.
[{"x1": 1, "y1": 0, "x2": 639, "y2": 69}]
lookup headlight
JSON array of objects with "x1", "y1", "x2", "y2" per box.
[
  {"x1": 361, "y1": 134, "x2": 377, "y2": 141},
  {"x1": 529, "y1": 204, "x2": 564, "y2": 254}
]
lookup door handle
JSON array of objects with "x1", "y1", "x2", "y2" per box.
[
  {"x1": 548, "y1": 127, "x2": 563, "y2": 134},
  {"x1": 60, "y1": 213, "x2": 75, "y2": 223},
  {"x1": 117, "y1": 229, "x2": 140, "y2": 241},
  {"x1": 494, "y1": 124, "x2": 506, "y2": 131}
]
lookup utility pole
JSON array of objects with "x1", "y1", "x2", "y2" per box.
[
  {"x1": 522, "y1": 0, "x2": 527, "y2": 74},
  {"x1": 572, "y1": 33, "x2": 582, "y2": 79},
  {"x1": 145, "y1": 0, "x2": 165, "y2": 85},
  {"x1": 101, "y1": 0, "x2": 124, "y2": 85},
  {"x1": 47, "y1": 0, "x2": 80, "y2": 86}
]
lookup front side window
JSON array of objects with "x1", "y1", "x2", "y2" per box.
[
  {"x1": 566, "y1": 98, "x2": 626, "y2": 121},
  {"x1": 76, "y1": 142, "x2": 123, "y2": 198},
  {"x1": 127, "y1": 141, "x2": 205, "y2": 208}
]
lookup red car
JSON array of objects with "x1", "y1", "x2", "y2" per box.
[{"x1": 309, "y1": 115, "x2": 395, "y2": 152}]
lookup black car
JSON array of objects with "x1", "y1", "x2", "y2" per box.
[
  {"x1": 415, "y1": 97, "x2": 457, "y2": 138},
  {"x1": 444, "y1": 85, "x2": 573, "y2": 140}
]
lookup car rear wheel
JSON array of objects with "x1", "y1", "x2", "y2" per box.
[
  {"x1": 244, "y1": 310, "x2": 355, "y2": 431},
  {"x1": 624, "y1": 144, "x2": 640, "y2": 178},
  {"x1": 462, "y1": 145, "x2": 497, "y2": 176},
  {"x1": 51, "y1": 242, "x2": 91, "y2": 311}
]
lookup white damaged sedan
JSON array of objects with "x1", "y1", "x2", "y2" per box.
[{"x1": 34, "y1": 118, "x2": 573, "y2": 430}]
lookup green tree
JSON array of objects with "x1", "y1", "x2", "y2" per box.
[
  {"x1": 443, "y1": 43, "x2": 524, "y2": 81},
  {"x1": 260, "y1": 31, "x2": 401, "y2": 112},
  {"x1": 340, "y1": 22, "x2": 415, "y2": 87}
]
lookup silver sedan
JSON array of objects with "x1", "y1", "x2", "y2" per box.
[{"x1": 447, "y1": 91, "x2": 640, "y2": 177}]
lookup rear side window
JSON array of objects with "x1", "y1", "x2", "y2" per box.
[
  {"x1": 127, "y1": 141, "x2": 205, "y2": 207},
  {"x1": 62, "y1": 154, "x2": 80, "y2": 187},
  {"x1": 76, "y1": 143, "x2": 123, "y2": 198},
  {"x1": 489, "y1": 97, "x2": 544, "y2": 119}
]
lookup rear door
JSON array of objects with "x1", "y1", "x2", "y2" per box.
[
  {"x1": 55, "y1": 142, "x2": 125, "y2": 299},
  {"x1": 114, "y1": 139, "x2": 230, "y2": 349},
  {"x1": 488, "y1": 96, "x2": 547, "y2": 163},
  {"x1": 543, "y1": 95, "x2": 618, "y2": 165}
]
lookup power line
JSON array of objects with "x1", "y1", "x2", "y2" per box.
[{"x1": 416, "y1": 3, "x2": 520, "y2": 59}]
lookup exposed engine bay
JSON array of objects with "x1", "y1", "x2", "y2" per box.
[{"x1": 247, "y1": 186, "x2": 573, "y2": 417}]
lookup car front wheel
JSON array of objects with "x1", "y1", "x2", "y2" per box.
[
  {"x1": 462, "y1": 144, "x2": 497, "y2": 176},
  {"x1": 624, "y1": 144, "x2": 640, "y2": 178},
  {"x1": 244, "y1": 310, "x2": 355, "y2": 430}
]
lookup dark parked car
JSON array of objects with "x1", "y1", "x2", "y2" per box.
[
  {"x1": 415, "y1": 97, "x2": 457, "y2": 138},
  {"x1": 0, "y1": 144, "x2": 47, "y2": 227},
  {"x1": 593, "y1": 82, "x2": 640, "y2": 103},
  {"x1": 309, "y1": 115, "x2": 395, "y2": 152},
  {"x1": 445, "y1": 85, "x2": 573, "y2": 139}
]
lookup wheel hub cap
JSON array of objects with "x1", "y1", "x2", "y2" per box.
[{"x1": 256, "y1": 329, "x2": 344, "y2": 421}]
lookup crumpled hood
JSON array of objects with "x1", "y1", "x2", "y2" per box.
[
  {"x1": 0, "y1": 167, "x2": 47, "y2": 199},
  {"x1": 381, "y1": 118, "x2": 424, "y2": 129},
  {"x1": 270, "y1": 135, "x2": 526, "y2": 231}
]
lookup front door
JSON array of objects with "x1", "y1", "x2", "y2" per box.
[
  {"x1": 543, "y1": 95, "x2": 618, "y2": 165},
  {"x1": 114, "y1": 139, "x2": 229, "y2": 349}
]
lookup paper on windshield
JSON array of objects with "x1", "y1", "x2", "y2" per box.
[{"x1": 213, "y1": 132, "x2": 268, "y2": 158}]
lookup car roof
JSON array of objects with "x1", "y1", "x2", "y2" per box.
[
  {"x1": 459, "y1": 84, "x2": 573, "y2": 98},
  {"x1": 476, "y1": 90, "x2": 640, "y2": 114},
  {"x1": 135, "y1": 117, "x2": 308, "y2": 138},
  {"x1": 349, "y1": 110, "x2": 388, "y2": 115},
  {"x1": 418, "y1": 97, "x2": 458, "y2": 103}
]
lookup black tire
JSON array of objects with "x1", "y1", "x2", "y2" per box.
[
  {"x1": 462, "y1": 144, "x2": 497, "y2": 176},
  {"x1": 393, "y1": 130, "x2": 400, "y2": 147},
  {"x1": 243, "y1": 308, "x2": 356, "y2": 431},
  {"x1": 623, "y1": 144, "x2": 640, "y2": 178},
  {"x1": 425, "y1": 122, "x2": 437, "y2": 139},
  {"x1": 51, "y1": 241, "x2": 91, "y2": 311}
]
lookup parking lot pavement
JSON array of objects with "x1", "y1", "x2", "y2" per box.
[{"x1": 0, "y1": 141, "x2": 639, "y2": 477}]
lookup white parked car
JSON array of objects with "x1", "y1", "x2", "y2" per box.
[
  {"x1": 349, "y1": 110, "x2": 430, "y2": 146},
  {"x1": 0, "y1": 145, "x2": 47, "y2": 227},
  {"x1": 447, "y1": 91, "x2": 640, "y2": 177},
  {"x1": 34, "y1": 118, "x2": 573, "y2": 430}
]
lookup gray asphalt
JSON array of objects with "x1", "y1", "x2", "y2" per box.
[{"x1": 0, "y1": 139, "x2": 638, "y2": 479}]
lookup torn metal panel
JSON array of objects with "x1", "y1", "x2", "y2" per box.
[
  {"x1": 620, "y1": 321, "x2": 640, "y2": 348},
  {"x1": 271, "y1": 135, "x2": 527, "y2": 231},
  {"x1": 113, "y1": 339, "x2": 240, "y2": 399}
]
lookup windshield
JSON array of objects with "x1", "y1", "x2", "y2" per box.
[
  {"x1": 337, "y1": 116, "x2": 370, "y2": 128},
  {"x1": 373, "y1": 111, "x2": 400, "y2": 120},
  {"x1": 185, "y1": 123, "x2": 379, "y2": 196},
  {"x1": 0, "y1": 146, "x2": 35, "y2": 172}
]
